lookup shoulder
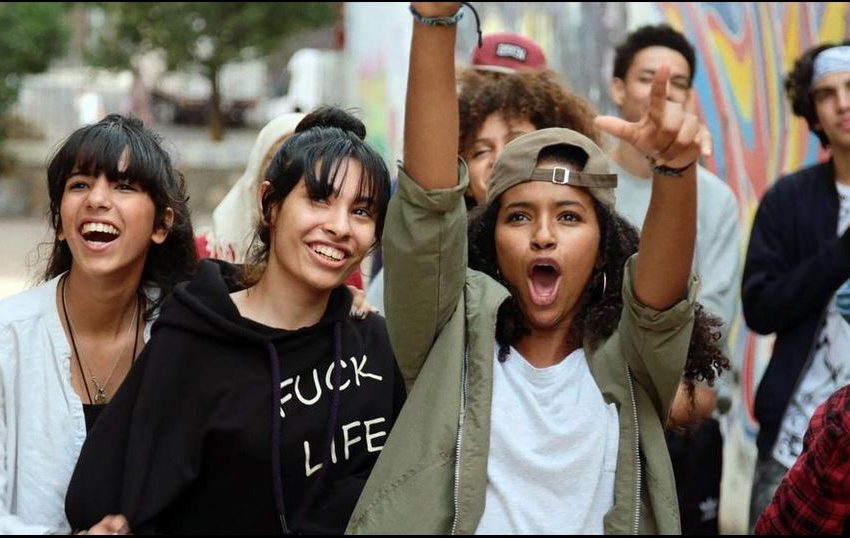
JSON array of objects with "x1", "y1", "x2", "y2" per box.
[
  {"x1": 767, "y1": 161, "x2": 833, "y2": 199},
  {"x1": 346, "y1": 312, "x2": 391, "y2": 346},
  {"x1": 696, "y1": 165, "x2": 736, "y2": 199},
  {"x1": 466, "y1": 268, "x2": 509, "y2": 306},
  {"x1": 0, "y1": 277, "x2": 59, "y2": 326},
  {"x1": 696, "y1": 166, "x2": 739, "y2": 219}
]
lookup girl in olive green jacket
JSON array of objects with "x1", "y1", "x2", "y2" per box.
[{"x1": 348, "y1": 3, "x2": 726, "y2": 534}]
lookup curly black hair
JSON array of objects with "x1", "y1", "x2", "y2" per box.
[
  {"x1": 613, "y1": 24, "x2": 697, "y2": 84},
  {"x1": 468, "y1": 192, "x2": 728, "y2": 398},
  {"x1": 785, "y1": 40, "x2": 850, "y2": 148},
  {"x1": 43, "y1": 114, "x2": 197, "y2": 317}
]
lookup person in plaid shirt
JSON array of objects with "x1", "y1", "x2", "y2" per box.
[{"x1": 754, "y1": 384, "x2": 850, "y2": 534}]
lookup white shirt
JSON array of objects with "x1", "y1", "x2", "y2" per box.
[
  {"x1": 0, "y1": 275, "x2": 154, "y2": 534},
  {"x1": 475, "y1": 345, "x2": 619, "y2": 535},
  {"x1": 773, "y1": 181, "x2": 850, "y2": 468}
]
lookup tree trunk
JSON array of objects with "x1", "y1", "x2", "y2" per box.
[{"x1": 208, "y1": 66, "x2": 223, "y2": 141}]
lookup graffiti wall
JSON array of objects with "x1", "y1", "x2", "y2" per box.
[{"x1": 655, "y1": 1, "x2": 850, "y2": 437}]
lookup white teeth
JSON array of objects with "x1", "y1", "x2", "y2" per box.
[
  {"x1": 81, "y1": 222, "x2": 120, "y2": 236},
  {"x1": 313, "y1": 244, "x2": 345, "y2": 261}
]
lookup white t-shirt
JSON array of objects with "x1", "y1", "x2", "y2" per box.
[
  {"x1": 773, "y1": 181, "x2": 850, "y2": 468},
  {"x1": 475, "y1": 345, "x2": 619, "y2": 535}
]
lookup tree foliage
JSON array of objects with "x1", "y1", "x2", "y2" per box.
[
  {"x1": 0, "y1": 3, "x2": 68, "y2": 168},
  {"x1": 92, "y1": 2, "x2": 338, "y2": 140}
]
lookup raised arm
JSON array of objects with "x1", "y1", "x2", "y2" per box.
[
  {"x1": 596, "y1": 66, "x2": 709, "y2": 310},
  {"x1": 404, "y1": 2, "x2": 461, "y2": 186},
  {"x1": 382, "y1": 2, "x2": 468, "y2": 388}
]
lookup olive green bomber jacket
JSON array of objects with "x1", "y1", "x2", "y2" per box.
[{"x1": 347, "y1": 164, "x2": 696, "y2": 534}]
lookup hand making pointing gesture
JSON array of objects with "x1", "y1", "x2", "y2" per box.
[{"x1": 595, "y1": 65, "x2": 711, "y2": 172}]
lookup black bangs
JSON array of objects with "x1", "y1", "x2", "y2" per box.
[
  {"x1": 269, "y1": 126, "x2": 391, "y2": 236},
  {"x1": 48, "y1": 116, "x2": 174, "y2": 198},
  {"x1": 43, "y1": 114, "x2": 197, "y2": 313},
  {"x1": 303, "y1": 143, "x2": 389, "y2": 213}
]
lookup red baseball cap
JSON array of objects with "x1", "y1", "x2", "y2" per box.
[{"x1": 471, "y1": 32, "x2": 547, "y2": 72}]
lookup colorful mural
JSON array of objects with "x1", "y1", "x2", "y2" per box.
[{"x1": 659, "y1": 1, "x2": 850, "y2": 438}]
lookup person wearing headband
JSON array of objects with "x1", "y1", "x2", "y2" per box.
[
  {"x1": 743, "y1": 39, "x2": 850, "y2": 530},
  {"x1": 347, "y1": 2, "x2": 727, "y2": 534}
]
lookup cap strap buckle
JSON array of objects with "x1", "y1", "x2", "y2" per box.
[{"x1": 551, "y1": 167, "x2": 570, "y2": 184}]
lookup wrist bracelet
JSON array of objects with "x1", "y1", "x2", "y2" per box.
[
  {"x1": 409, "y1": 4, "x2": 464, "y2": 26},
  {"x1": 647, "y1": 156, "x2": 696, "y2": 177}
]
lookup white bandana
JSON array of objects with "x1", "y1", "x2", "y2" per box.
[{"x1": 812, "y1": 46, "x2": 850, "y2": 88}]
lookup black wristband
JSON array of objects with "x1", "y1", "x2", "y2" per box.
[{"x1": 647, "y1": 156, "x2": 696, "y2": 177}]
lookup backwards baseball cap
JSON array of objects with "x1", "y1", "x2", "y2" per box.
[
  {"x1": 486, "y1": 128, "x2": 618, "y2": 210},
  {"x1": 472, "y1": 32, "x2": 547, "y2": 73}
]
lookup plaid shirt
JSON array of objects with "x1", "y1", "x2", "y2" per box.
[{"x1": 754, "y1": 384, "x2": 850, "y2": 534}]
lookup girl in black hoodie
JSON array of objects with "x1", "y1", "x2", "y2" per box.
[{"x1": 66, "y1": 108, "x2": 405, "y2": 534}]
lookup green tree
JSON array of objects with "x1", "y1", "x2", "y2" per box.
[
  {"x1": 0, "y1": 3, "x2": 68, "y2": 171},
  {"x1": 92, "y1": 2, "x2": 338, "y2": 141}
]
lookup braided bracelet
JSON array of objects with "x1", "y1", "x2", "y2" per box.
[
  {"x1": 646, "y1": 156, "x2": 696, "y2": 177},
  {"x1": 409, "y1": 4, "x2": 464, "y2": 26}
]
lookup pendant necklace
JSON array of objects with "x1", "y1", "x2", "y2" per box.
[{"x1": 60, "y1": 274, "x2": 141, "y2": 405}]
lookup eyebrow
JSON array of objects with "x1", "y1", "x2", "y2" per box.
[
  {"x1": 638, "y1": 68, "x2": 690, "y2": 82},
  {"x1": 503, "y1": 199, "x2": 586, "y2": 211}
]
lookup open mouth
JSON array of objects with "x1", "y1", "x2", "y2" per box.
[
  {"x1": 80, "y1": 222, "x2": 120, "y2": 244},
  {"x1": 528, "y1": 263, "x2": 561, "y2": 306}
]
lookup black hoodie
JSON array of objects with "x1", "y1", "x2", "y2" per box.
[{"x1": 65, "y1": 260, "x2": 405, "y2": 534}]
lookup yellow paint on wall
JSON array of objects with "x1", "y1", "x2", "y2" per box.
[
  {"x1": 714, "y1": 38, "x2": 754, "y2": 119},
  {"x1": 819, "y1": 2, "x2": 848, "y2": 43}
]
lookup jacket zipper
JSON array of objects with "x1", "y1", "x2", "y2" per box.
[
  {"x1": 625, "y1": 365, "x2": 641, "y2": 535},
  {"x1": 450, "y1": 342, "x2": 469, "y2": 535},
  {"x1": 451, "y1": 298, "x2": 471, "y2": 535}
]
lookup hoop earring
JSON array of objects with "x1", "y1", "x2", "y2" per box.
[{"x1": 601, "y1": 271, "x2": 607, "y2": 297}]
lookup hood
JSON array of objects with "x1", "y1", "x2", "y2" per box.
[
  {"x1": 154, "y1": 258, "x2": 353, "y2": 345},
  {"x1": 207, "y1": 113, "x2": 306, "y2": 262}
]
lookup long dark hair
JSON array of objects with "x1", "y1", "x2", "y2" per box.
[
  {"x1": 244, "y1": 106, "x2": 391, "y2": 285},
  {"x1": 468, "y1": 192, "x2": 728, "y2": 394},
  {"x1": 43, "y1": 114, "x2": 196, "y2": 316}
]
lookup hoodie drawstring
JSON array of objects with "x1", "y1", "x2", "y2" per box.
[{"x1": 271, "y1": 321, "x2": 344, "y2": 534}]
